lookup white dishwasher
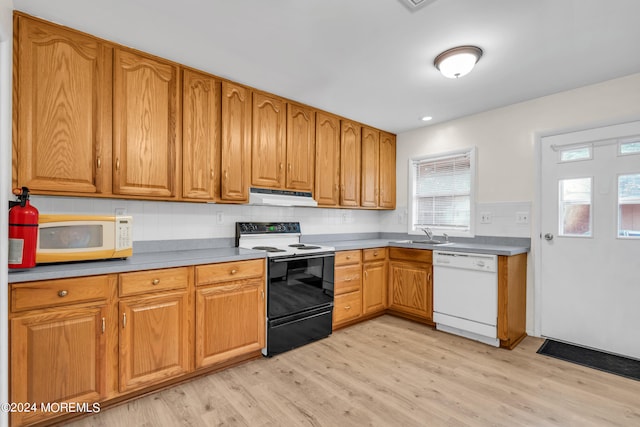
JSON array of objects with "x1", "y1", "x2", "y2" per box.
[{"x1": 433, "y1": 250, "x2": 499, "y2": 347}]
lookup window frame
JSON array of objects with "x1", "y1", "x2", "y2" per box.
[{"x1": 407, "y1": 147, "x2": 477, "y2": 237}]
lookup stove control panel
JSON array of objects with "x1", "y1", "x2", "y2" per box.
[{"x1": 236, "y1": 222, "x2": 301, "y2": 235}]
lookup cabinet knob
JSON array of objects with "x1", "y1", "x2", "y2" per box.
[
  {"x1": 373, "y1": 251, "x2": 378, "y2": 256},
  {"x1": 345, "y1": 305, "x2": 351, "y2": 310},
  {"x1": 152, "y1": 278, "x2": 160, "y2": 285},
  {"x1": 231, "y1": 269, "x2": 238, "y2": 275},
  {"x1": 346, "y1": 255, "x2": 351, "y2": 260},
  {"x1": 58, "y1": 290, "x2": 68, "y2": 297}
]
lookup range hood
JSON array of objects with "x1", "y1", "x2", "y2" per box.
[{"x1": 248, "y1": 187, "x2": 318, "y2": 207}]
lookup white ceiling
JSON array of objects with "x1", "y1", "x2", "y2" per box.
[{"x1": 15, "y1": 0, "x2": 640, "y2": 134}]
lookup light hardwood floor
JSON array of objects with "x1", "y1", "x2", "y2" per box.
[{"x1": 67, "y1": 316, "x2": 640, "y2": 427}]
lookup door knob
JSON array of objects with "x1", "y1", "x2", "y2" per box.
[{"x1": 544, "y1": 233, "x2": 554, "y2": 241}]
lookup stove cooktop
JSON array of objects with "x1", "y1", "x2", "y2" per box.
[{"x1": 236, "y1": 222, "x2": 334, "y2": 257}]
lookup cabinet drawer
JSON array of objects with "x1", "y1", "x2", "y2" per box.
[
  {"x1": 333, "y1": 291, "x2": 362, "y2": 325},
  {"x1": 389, "y1": 247, "x2": 432, "y2": 263},
  {"x1": 335, "y1": 250, "x2": 361, "y2": 266},
  {"x1": 119, "y1": 267, "x2": 190, "y2": 297},
  {"x1": 11, "y1": 275, "x2": 112, "y2": 312},
  {"x1": 335, "y1": 264, "x2": 362, "y2": 295},
  {"x1": 196, "y1": 259, "x2": 265, "y2": 286},
  {"x1": 363, "y1": 247, "x2": 387, "y2": 262}
]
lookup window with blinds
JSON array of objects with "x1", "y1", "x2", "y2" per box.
[{"x1": 409, "y1": 148, "x2": 476, "y2": 235}]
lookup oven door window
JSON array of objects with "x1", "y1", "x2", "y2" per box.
[{"x1": 268, "y1": 255, "x2": 334, "y2": 319}]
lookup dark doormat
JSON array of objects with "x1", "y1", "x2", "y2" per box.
[{"x1": 537, "y1": 339, "x2": 640, "y2": 381}]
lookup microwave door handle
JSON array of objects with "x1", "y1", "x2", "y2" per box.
[{"x1": 271, "y1": 253, "x2": 334, "y2": 263}]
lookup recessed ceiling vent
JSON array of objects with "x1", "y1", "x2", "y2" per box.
[{"x1": 399, "y1": 0, "x2": 438, "y2": 11}]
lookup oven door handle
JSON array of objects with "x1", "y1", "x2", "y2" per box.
[{"x1": 270, "y1": 253, "x2": 335, "y2": 262}]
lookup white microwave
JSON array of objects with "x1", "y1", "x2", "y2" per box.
[{"x1": 36, "y1": 215, "x2": 133, "y2": 264}]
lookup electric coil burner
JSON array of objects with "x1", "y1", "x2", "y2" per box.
[{"x1": 236, "y1": 222, "x2": 335, "y2": 356}]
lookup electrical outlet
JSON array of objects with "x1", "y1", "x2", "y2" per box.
[
  {"x1": 516, "y1": 211, "x2": 529, "y2": 224},
  {"x1": 480, "y1": 212, "x2": 492, "y2": 224},
  {"x1": 216, "y1": 211, "x2": 224, "y2": 225}
]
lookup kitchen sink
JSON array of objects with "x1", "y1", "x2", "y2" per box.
[{"x1": 391, "y1": 240, "x2": 454, "y2": 246}]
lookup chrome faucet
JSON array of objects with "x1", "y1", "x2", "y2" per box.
[
  {"x1": 421, "y1": 227, "x2": 433, "y2": 240},
  {"x1": 443, "y1": 233, "x2": 449, "y2": 243}
]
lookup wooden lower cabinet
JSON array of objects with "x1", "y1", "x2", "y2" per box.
[
  {"x1": 10, "y1": 304, "x2": 110, "y2": 426},
  {"x1": 333, "y1": 291, "x2": 362, "y2": 325},
  {"x1": 195, "y1": 260, "x2": 266, "y2": 368},
  {"x1": 362, "y1": 248, "x2": 388, "y2": 315},
  {"x1": 9, "y1": 274, "x2": 117, "y2": 427},
  {"x1": 333, "y1": 250, "x2": 363, "y2": 328},
  {"x1": 118, "y1": 291, "x2": 190, "y2": 393},
  {"x1": 388, "y1": 248, "x2": 433, "y2": 321}
]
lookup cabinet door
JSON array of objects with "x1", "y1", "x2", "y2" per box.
[
  {"x1": 361, "y1": 126, "x2": 380, "y2": 208},
  {"x1": 11, "y1": 305, "x2": 108, "y2": 426},
  {"x1": 340, "y1": 120, "x2": 361, "y2": 206},
  {"x1": 379, "y1": 132, "x2": 396, "y2": 209},
  {"x1": 286, "y1": 102, "x2": 315, "y2": 191},
  {"x1": 113, "y1": 48, "x2": 180, "y2": 198},
  {"x1": 315, "y1": 112, "x2": 341, "y2": 206},
  {"x1": 220, "y1": 81, "x2": 251, "y2": 202},
  {"x1": 195, "y1": 278, "x2": 265, "y2": 368},
  {"x1": 119, "y1": 291, "x2": 190, "y2": 392},
  {"x1": 388, "y1": 261, "x2": 432, "y2": 319},
  {"x1": 252, "y1": 92, "x2": 286, "y2": 188},
  {"x1": 15, "y1": 16, "x2": 112, "y2": 194},
  {"x1": 182, "y1": 69, "x2": 220, "y2": 200},
  {"x1": 363, "y1": 260, "x2": 388, "y2": 314}
]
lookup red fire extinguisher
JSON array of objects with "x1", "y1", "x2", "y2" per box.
[{"x1": 8, "y1": 187, "x2": 39, "y2": 269}]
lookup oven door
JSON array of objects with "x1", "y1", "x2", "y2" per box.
[{"x1": 267, "y1": 253, "x2": 335, "y2": 319}]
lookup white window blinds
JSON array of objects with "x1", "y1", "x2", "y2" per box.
[{"x1": 412, "y1": 150, "x2": 472, "y2": 231}]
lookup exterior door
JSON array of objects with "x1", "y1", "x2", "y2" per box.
[{"x1": 540, "y1": 120, "x2": 640, "y2": 359}]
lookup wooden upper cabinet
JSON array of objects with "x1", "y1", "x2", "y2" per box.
[
  {"x1": 379, "y1": 131, "x2": 396, "y2": 209},
  {"x1": 315, "y1": 112, "x2": 341, "y2": 206},
  {"x1": 14, "y1": 16, "x2": 112, "y2": 194},
  {"x1": 286, "y1": 102, "x2": 315, "y2": 191},
  {"x1": 182, "y1": 69, "x2": 220, "y2": 200},
  {"x1": 340, "y1": 120, "x2": 361, "y2": 207},
  {"x1": 252, "y1": 92, "x2": 286, "y2": 189},
  {"x1": 220, "y1": 81, "x2": 252, "y2": 202},
  {"x1": 361, "y1": 126, "x2": 380, "y2": 208},
  {"x1": 113, "y1": 48, "x2": 180, "y2": 198}
]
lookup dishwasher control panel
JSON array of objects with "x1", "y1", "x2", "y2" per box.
[{"x1": 433, "y1": 251, "x2": 497, "y2": 273}]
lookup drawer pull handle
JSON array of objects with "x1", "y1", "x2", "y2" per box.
[
  {"x1": 261, "y1": 290, "x2": 265, "y2": 300},
  {"x1": 58, "y1": 290, "x2": 68, "y2": 297},
  {"x1": 346, "y1": 256, "x2": 351, "y2": 260},
  {"x1": 231, "y1": 269, "x2": 238, "y2": 275},
  {"x1": 373, "y1": 251, "x2": 378, "y2": 256},
  {"x1": 345, "y1": 305, "x2": 351, "y2": 310},
  {"x1": 102, "y1": 317, "x2": 106, "y2": 334},
  {"x1": 152, "y1": 279, "x2": 160, "y2": 285},
  {"x1": 122, "y1": 313, "x2": 127, "y2": 328}
]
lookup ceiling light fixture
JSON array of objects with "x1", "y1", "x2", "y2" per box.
[
  {"x1": 434, "y1": 45, "x2": 483, "y2": 79},
  {"x1": 421, "y1": 116, "x2": 433, "y2": 122}
]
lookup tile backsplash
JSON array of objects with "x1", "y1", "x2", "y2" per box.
[
  {"x1": 31, "y1": 196, "x2": 382, "y2": 241},
  {"x1": 31, "y1": 196, "x2": 532, "y2": 242}
]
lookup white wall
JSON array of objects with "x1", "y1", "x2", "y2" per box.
[
  {"x1": 0, "y1": 1, "x2": 13, "y2": 426},
  {"x1": 384, "y1": 72, "x2": 640, "y2": 335}
]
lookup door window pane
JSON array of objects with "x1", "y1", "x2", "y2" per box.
[
  {"x1": 559, "y1": 178, "x2": 592, "y2": 237},
  {"x1": 560, "y1": 146, "x2": 592, "y2": 162},
  {"x1": 618, "y1": 174, "x2": 640, "y2": 238},
  {"x1": 619, "y1": 140, "x2": 640, "y2": 156}
]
